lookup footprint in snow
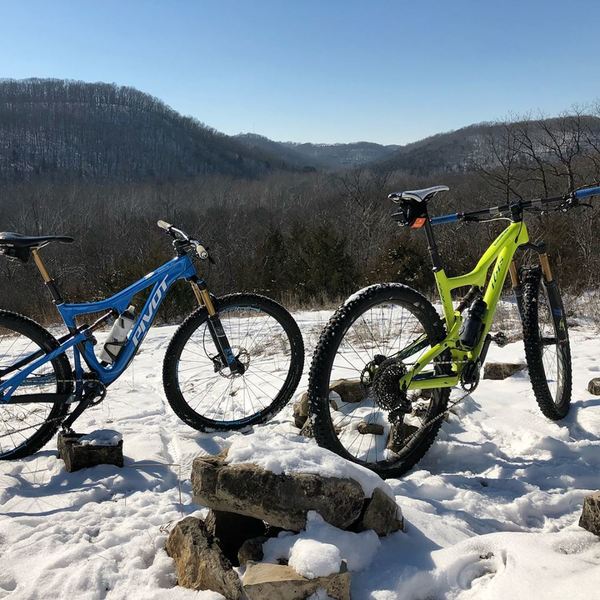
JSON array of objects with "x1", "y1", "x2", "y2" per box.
[{"x1": 449, "y1": 549, "x2": 506, "y2": 591}]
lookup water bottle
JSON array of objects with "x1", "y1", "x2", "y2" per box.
[
  {"x1": 459, "y1": 297, "x2": 487, "y2": 348},
  {"x1": 100, "y1": 306, "x2": 136, "y2": 364}
]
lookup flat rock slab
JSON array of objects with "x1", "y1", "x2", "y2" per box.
[
  {"x1": 192, "y1": 453, "x2": 365, "y2": 531},
  {"x1": 165, "y1": 517, "x2": 243, "y2": 599},
  {"x1": 242, "y1": 562, "x2": 351, "y2": 600},
  {"x1": 483, "y1": 362, "x2": 526, "y2": 380},
  {"x1": 588, "y1": 378, "x2": 600, "y2": 396},
  {"x1": 579, "y1": 492, "x2": 600, "y2": 536},
  {"x1": 57, "y1": 431, "x2": 123, "y2": 472}
]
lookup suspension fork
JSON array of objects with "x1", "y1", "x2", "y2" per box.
[
  {"x1": 189, "y1": 278, "x2": 245, "y2": 374},
  {"x1": 515, "y1": 243, "x2": 568, "y2": 344},
  {"x1": 535, "y1": 250, "x2": 569, "y2": 344}
]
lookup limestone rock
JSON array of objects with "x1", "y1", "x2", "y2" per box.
[
  {"x1": 57, "y1": 431, "x2": 123, "y2": 472},
  {"x1": 242, "y1": 562, "x2": 351, "y2": 600},
  {"x1": 579, "y1": 492, "x2": 600, "y2": 536},
  {"x1": 165, "y1": 517, "x2": 243, "y2": 598},
  {"x1": 238, "y1": 536, "x2": 268, "y2": 566},
  {"x1": 205, "y1": 509, "x2": 267, "y2": 566},
  {"x1": 329, "y1": 379, "x2": 365, "y2": 403},
  {"x1": 587, "y1": 378, "x2": 600, "y2": 396},
  {"x1": 357, "y1": 422, "x2": 384, "y2": 436},
  {"x1": 293, "y1": 392, "x2": 310, "y2": 429},
  {"x1": 483, "y1": 362, "x2": 526, "y2": 380},
  {"x1": 192, "y1": 454, "x2": 365, "y2": 531},
  {"x1": 386, "y1": 422, "x2": 419, "y2": 453},
  {"x1": 356, "y1": 488, "x2": 403, "y2": 536},
  {"x1": 300, "y1": 417, "x2": 314, "y2": 438},
  {"x1": 294, "y1": 391, "x2": 339, "y2": 430}
]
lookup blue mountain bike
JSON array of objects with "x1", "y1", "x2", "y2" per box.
[{"x1": 0, "y1": 221, "x2": 304, "y2": 459}]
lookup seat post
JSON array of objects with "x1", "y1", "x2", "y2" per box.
[
  {"x1": 423, "y1": 218, "x2": 444, "y2": 272},
  {"x1": 31, "y1": 248, "x2": 64, "y2": 304}
]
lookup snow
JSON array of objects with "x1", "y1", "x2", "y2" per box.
[
  {"x1": 288, "y1": 538, "x2": 342, "y2": 579},
  {"x1": 263, "y1": 511, "x2": 380, "y2": 572},
  {"x1": 0, "y1": 305, "x2": 599, "y2": 599},
  {"x1": 79, "y1": 429, "x2": 123, "y2": 446},
  {"x1": 226, "y1": 428, "x2": 396, "y2": 499}
]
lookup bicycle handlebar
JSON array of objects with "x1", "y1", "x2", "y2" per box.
[
  {"x1": 429, "y1": 185, "x2": 599, "y2": 227},
  {"x1": 156, "y1": 220, "x2": 213, "y2": 263}
]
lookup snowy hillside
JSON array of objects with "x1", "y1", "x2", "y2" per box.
[{"x1": 0, "y1": 308, "x2": 599, "y2": 599}]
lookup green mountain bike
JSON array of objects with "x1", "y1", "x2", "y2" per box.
[{"x1": 308, "y1": 184, "x2": 599, "y2": 478}]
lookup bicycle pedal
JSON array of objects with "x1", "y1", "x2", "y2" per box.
[{"x1": 490, "y1": 332, "x2": 508, "y2": 347}]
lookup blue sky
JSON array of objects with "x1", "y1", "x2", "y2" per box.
[{"x1": 1, "y1": 0, "x2": 599, "y2": 144}]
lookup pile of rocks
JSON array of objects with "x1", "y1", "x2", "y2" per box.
[{"x1": 166, "y1": 449, "x2": 403, "y2": 600}]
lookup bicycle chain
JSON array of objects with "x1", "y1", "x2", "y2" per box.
[
  {"x1": 397, "y1": 357, "x2": 479, "y2": 448},
  {"x1": 374, "y1": 356, "x2": 477, "y2": 450}
]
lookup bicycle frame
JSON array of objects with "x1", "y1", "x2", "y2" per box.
[
  {"x1": 399, "y1": 220, "x2": 530, "y2": 391},
  {"x1": 0, "y1": 253, "x2": 200, "y2": 403}
]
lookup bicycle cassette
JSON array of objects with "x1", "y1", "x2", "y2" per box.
[{"x1": 372, "y1": 358, "x2": 410, "y2": 413}]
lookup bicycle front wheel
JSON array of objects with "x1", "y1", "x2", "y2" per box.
[
  {"x1": 163, "y1": 293, "x2": 304, "y2": 431},
  {"x1": 521, "y1": 268, "x2": 572, "y2": 420}
]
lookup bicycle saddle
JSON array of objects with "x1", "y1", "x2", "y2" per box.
[
  {"x1": 0, "y1": 232, "x2": 74, "y2": 248},
  {"x1": 388, "y1": 185, "x2": 449, "y2": 203},
  {"x1": 0, "y1": 232, "x2": 74, "y2": 263}
]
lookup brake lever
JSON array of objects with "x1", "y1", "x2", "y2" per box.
[
  {"x1": 558, "y1": 197, "x2": 592, "y2": 212},
  {"x1": 191, "y1": 240, "x2": 215, "y2": 264},
  {"x1": 557, "y1": 196, "x2": 578, "y2": 212}
]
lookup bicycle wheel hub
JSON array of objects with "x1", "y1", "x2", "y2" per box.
[{"x1": 217, "y1": 347, "x2": 250, "y2": 379}]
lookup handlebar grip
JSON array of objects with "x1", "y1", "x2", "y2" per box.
[
  {"x1": 573, "y1": 186, "x2": 600, "y2": 200},
  {"x1": 574, "y1": 186, "x2": 600, "y2": 200},
  {"x1": 157, "y1": 220, "x2": 172, "y2": 231}
]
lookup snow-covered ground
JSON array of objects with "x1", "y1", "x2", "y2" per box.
[{"x1": 0, "y1": 308, "x2": 599, "y2": 599}]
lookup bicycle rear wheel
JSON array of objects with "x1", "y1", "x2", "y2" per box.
[
  {"x1": 163, "y1": 294, "x2": 304, "y2": 431},
  {"x1": 0, "y1": 311, "x2": 73, "y2": 459},
  {"x1": 308, "y1": 284, "x2": 450, "y2": 479}
]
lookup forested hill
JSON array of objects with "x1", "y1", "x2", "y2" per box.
[
  {"x1": 373, "y1": 116, "x2": 600, "y2": 176},
  {"x1": 0, "y1": 79, "x2": 290, "y2": 182}
]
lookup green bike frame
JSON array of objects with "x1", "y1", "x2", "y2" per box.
[{"x1": 399, "y1": 221, "x2": 530, "y2": 391}]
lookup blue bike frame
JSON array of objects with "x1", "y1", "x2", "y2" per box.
[{"x1": 0, "y1": 253, "x2": 199, "y2": 403}]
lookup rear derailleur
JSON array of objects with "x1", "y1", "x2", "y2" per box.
[{"x1": 362, "y1": 355, "x2": 412, "y2": 423}]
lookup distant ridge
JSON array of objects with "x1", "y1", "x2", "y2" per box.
[{"x1": 234, "y1": 133, "x2": 400, "y2": 170}]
